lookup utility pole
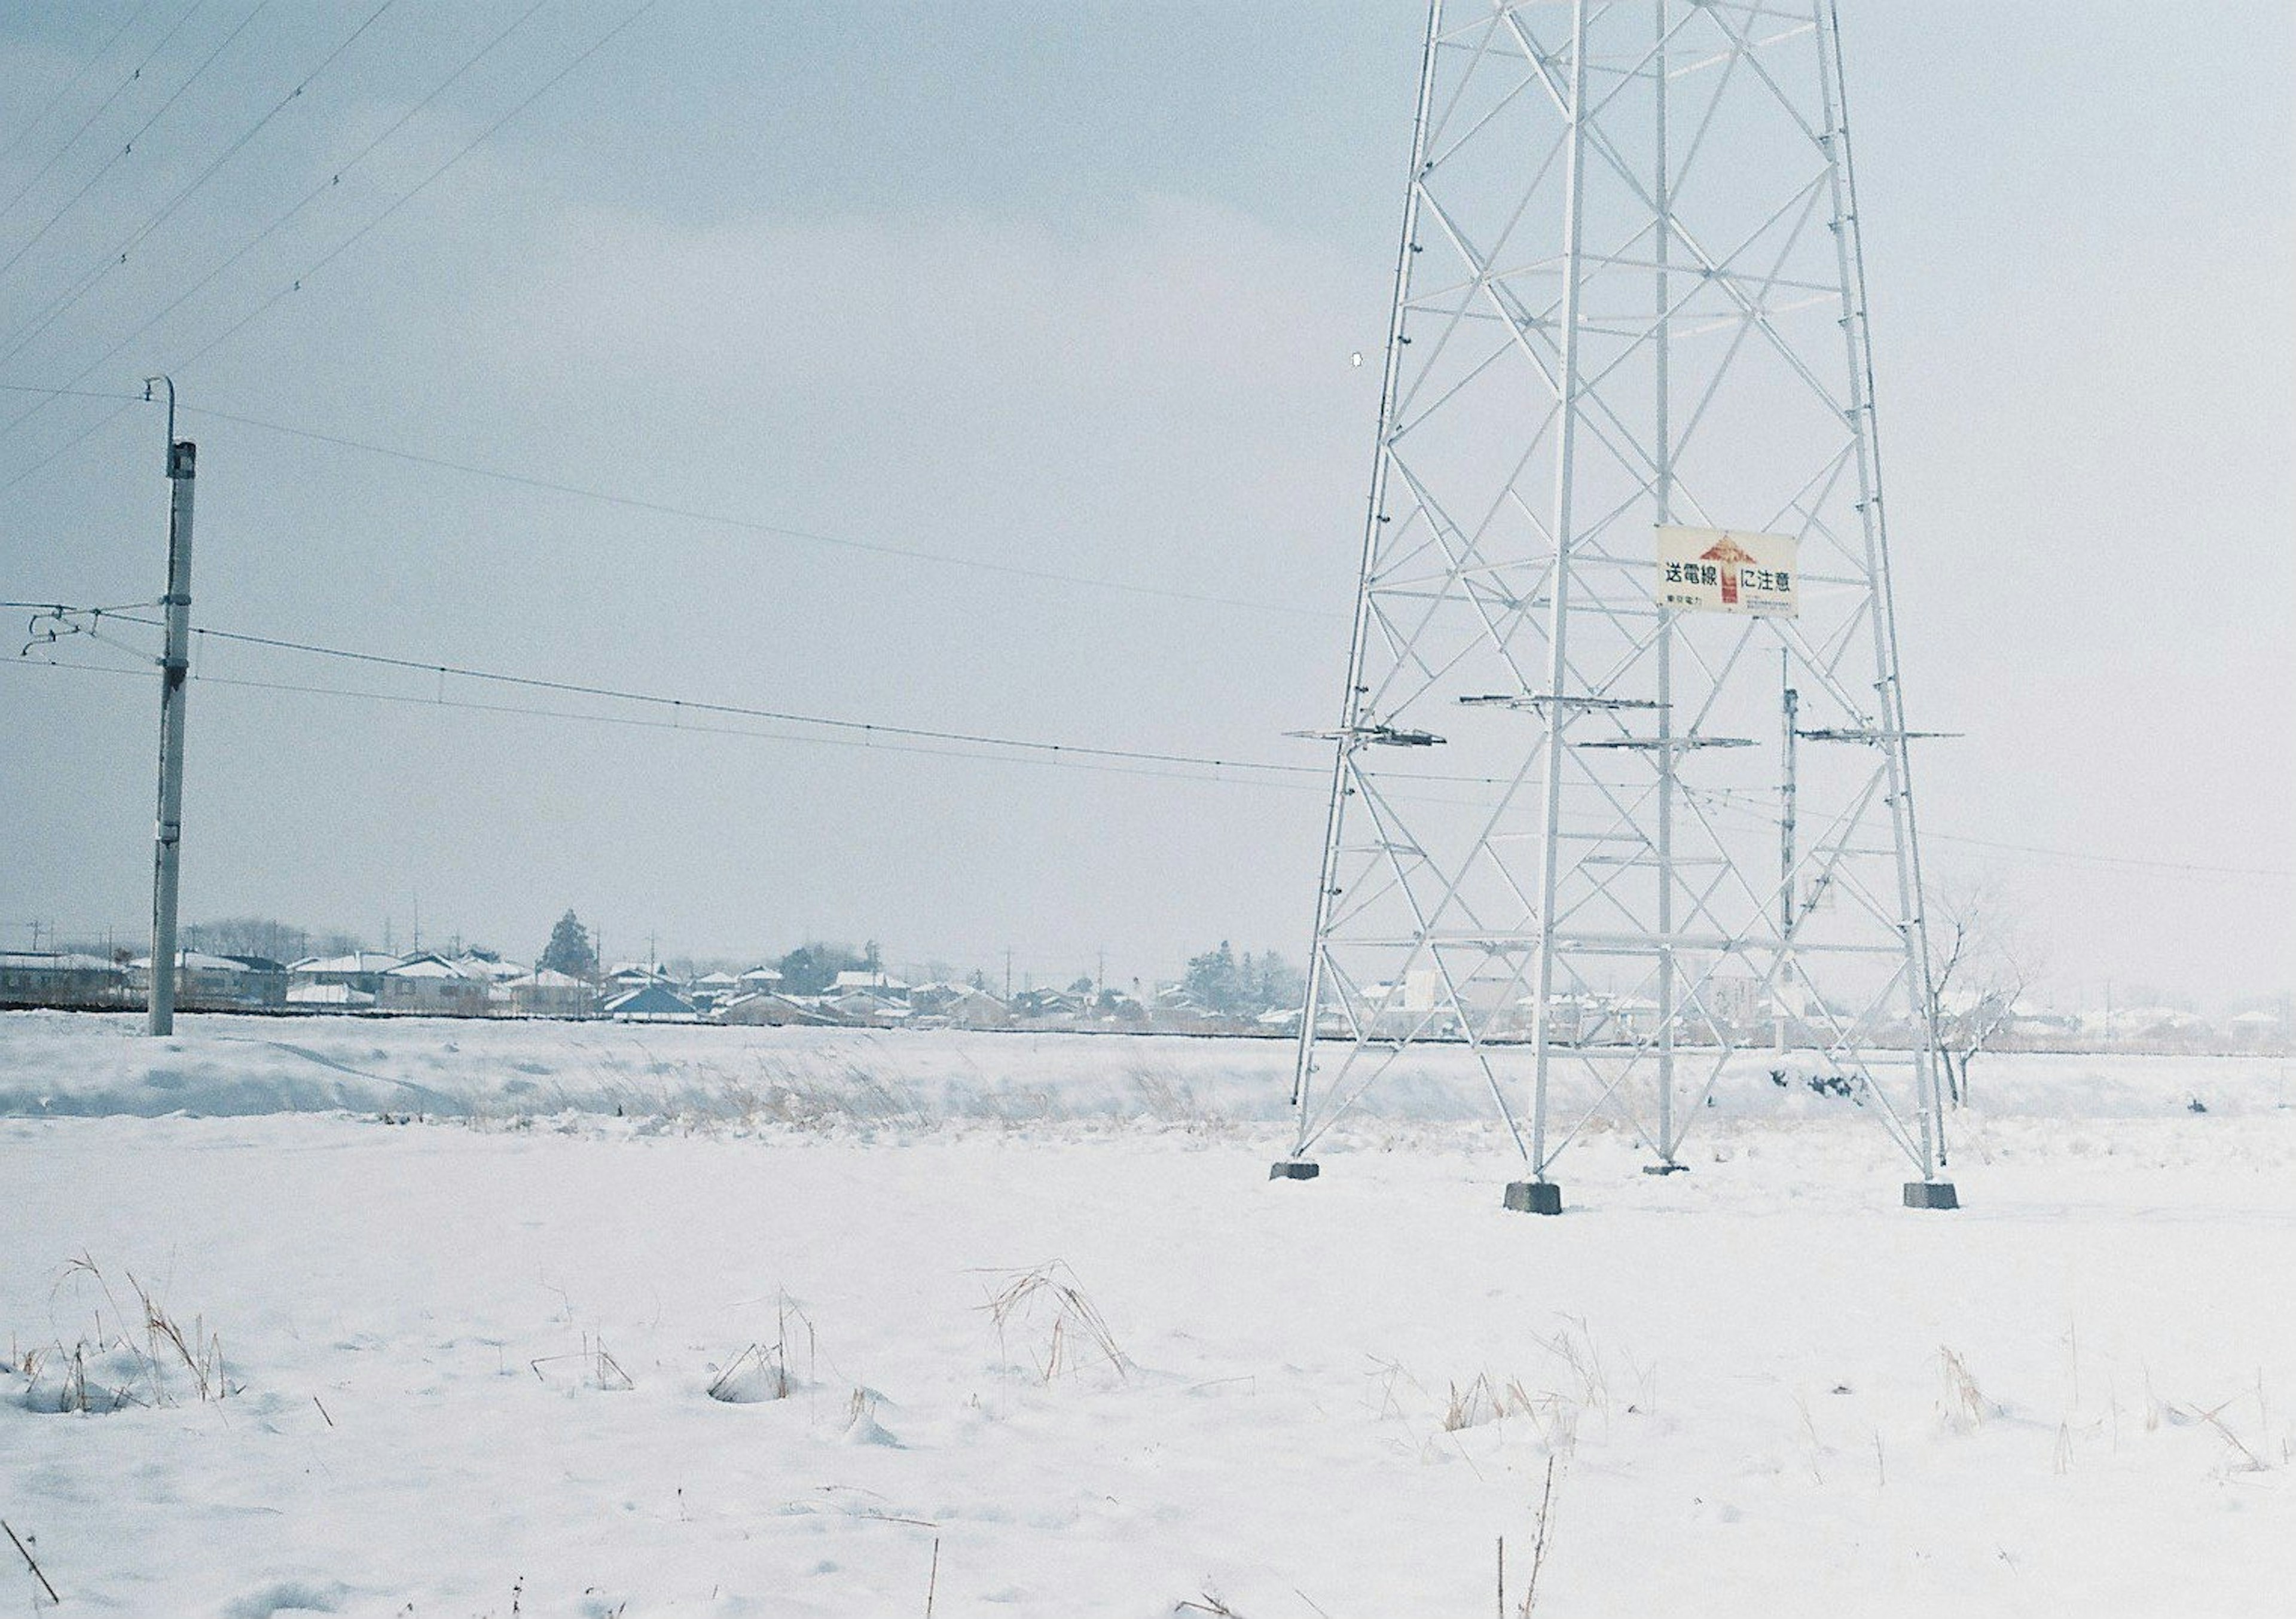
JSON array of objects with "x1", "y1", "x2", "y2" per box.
[{"x1": 145, "y1": 377, "x2": 194, "y2": 1036}]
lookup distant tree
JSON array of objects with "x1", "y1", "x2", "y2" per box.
[
  {"x1": 1248, "y1": 951, "x2": 1305, "y2": 1014},
  {"x1": 183, "y1": 917, "x2": 310, "y2": 963},
  {"x1": 778, "y1": 942, "x2": 868, "y2": 997},
  {"x1": 1068, "y1": 975, "x2": 1095, "y2": 995},
  {"x1": 1925, "y1": 882, "x2": 2041, "y2": 1105},
  {"x1": 539, "y1": 911, "x2": 599, "y2": 979},
  {"x1": 1184, "y1": 941, "x2": 1243, "y2": 1016},
  {"x1": 967, "y1": 968, "x2": 990, "y2": 993},
  {"x1": 1183, "y1": 943, "x2": 1304, "y2": 1021}
]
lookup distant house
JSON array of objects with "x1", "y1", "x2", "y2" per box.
[
  {"x1": 377, "y1": 954, "x2": 491, "y2": 1016},
  {"x1": 0, "y1": 951, "x2": 129, "y2": 1009},
  {"x1": 602, "y1": 982, "x2": 697, "y2": 1022},
  {"x1": 506, "y1": 968, "x2": 596, "y2": 1019},
  {"x1": 823, "y1": 989, "x2": 911, "y2": 1027},
  {"x1": 1009, "y1": 985, "x2": 1087, "y2": 1024},
  {"x1": 687, "y1": 970, "x2": 741, "y2": 1010},
  {"x1": 736, "y1": 966, "x2": 786, "y2": 994},
  {"x1": 287, "y1": 951, "x2": 402, "y2": 1000},
  {"x1": 285, "y1": 982, "x2": 375, "y2": 1012},
  {"x1": 830, "y1": 970, "x2": 910, "y2": 1000},
  {"x1": 713, "y1": 991, "x2": 833, "y2": 1027},
  {"x1": 132, "y1": 951, "x2": 287, "y2": 1010},
  {"x1": 908, "y1": 983, "x2": 1009, "y2": 1029},
  {"x1": 450, "y1": 954, "x2": 527, "y2": 1013}
]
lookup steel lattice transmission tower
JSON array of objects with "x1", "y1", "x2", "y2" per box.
[{"x1": 1275, "y1": 0, "x2": 1956, "y2": 1211}]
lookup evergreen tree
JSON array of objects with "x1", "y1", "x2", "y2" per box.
[
  {"x1": 1181, "y1": 942, "x2": 1302, "y2": 1017},
  {"x1": 778, "y1": 942, "x2": 868, "y2": 997},
  {"x1": 539, "y1": 911, "x2": 597, "y2": 979},
  {"x1": 1183, "y1": 940, "x2": 1242, "y2": 1016}
]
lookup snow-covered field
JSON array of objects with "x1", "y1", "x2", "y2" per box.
[{"x1": 3, "y1": 1015, "x2": 2291, "y2": 1617}]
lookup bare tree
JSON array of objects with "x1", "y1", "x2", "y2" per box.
[{"x1": 1925, "y1": 882, "x2": 2043, "y2": 1105}]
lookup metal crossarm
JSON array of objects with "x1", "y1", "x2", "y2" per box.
[{"x1": 1278, "y1": 0, "x2": 1952, "y2": 1213}]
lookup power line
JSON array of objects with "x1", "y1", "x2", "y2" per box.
[
  {"x1": 1917, "y1": 829, "x2": 2292, "y2": 883},
  {"x1": 187, "y1": 617, "x2": 1323, "y2": 777},
  {"x1": 0, "y1": 0, "x2": 552, "y2": 458},
  {"x1": 0, "y1": 1, "x2": 275, "y2": 288},
  {"x1": 187, "y1": 401, "x2": 1336, "y2": 618},
  {"x1": 0, "y1": 1, "x2": 166, "y2": 173},
  {"x1": 11, "y1": 609, "x2": 2286, "y2": 884},
  {"x1": 0, "y1": 382, "x2": 147, "y2": 404},
  {"x1": 178, "y1": 0, "x2": 662, "y2": 373},
  {"x1": 2, "y1": 647, "x2": 1327, "y2": 790},
  {"x1": 0, "y1": 1, "x2": 648, "y2": 497},
  {"x1": 0, "y1": 0, "x2": 402, "y2": 371},
  {"x1": 0, "y1": 0, "x2": 204, "y2": 231},
  {"x1": 1686, "y1": 783, "x2": 2291, "y2": 884},
  {"x1": 2, "y1": 604, "x2": 1549, "y2": 797},
  {"x1": 0, "y1": 380, "x2": 1333, "y2": 618}
]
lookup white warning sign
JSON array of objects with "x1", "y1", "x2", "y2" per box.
[{"x1": 1656, "y1": 526, "x2": 1799, "y2": 617}]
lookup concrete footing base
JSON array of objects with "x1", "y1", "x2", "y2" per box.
[
  {"x1": 1903, "y1": 1180, "x2": 1959, "y2": 1210},
  {"x1": 1641, "y1": 1162, "x2": 1689, "y2": 1176},
  {"x1": 1503, "y1": 1180, "x2": 1564, "y2": 1215},
  {"x1": 1268, "y1": 1160, "x2": 1320, "y2": 1181}
]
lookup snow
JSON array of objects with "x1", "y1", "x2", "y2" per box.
[
  {"x1": 2, "y1": 1010, "x2": 2288, "y2": 1124},
  {"x1": 1, "y1": 1012, "x2": 2291, "y2": 1616}
]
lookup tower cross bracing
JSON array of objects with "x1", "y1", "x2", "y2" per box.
[{"x1": 1283, "y1": 0, "x2": 1953, "y2": 1209}]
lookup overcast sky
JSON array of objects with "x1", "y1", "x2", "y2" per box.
[{"x1": 0, "y1": 1, "x2": 2288, "y2": 1004}]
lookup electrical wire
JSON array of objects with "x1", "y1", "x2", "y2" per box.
[
  {"x1": 1683, "y1": 783, "x2": 2291, "y2": 884},
  {"x1": 0, "y1": 1, "x2": 651, "y2": 497},
  {"x1": 0, "y1": 0, "x2": 205, "y2": 231},
  {"x1": 0, "y1": 1, "x2": 275, "y2": 286},
  {"x1": 180, "y1": 0, "x2": 661, "y2": 372},
  {"x1": 0, "y1": 0, "x2": 554, "y2": 457},
  {"x1": 0, "y1": 0, "x2": 402, "y2": 371},
  {"x1": 1, "y1": 649, "x2": 1329, "y2": 791},
  {"x1": 0, "y1": 1, "x2": 166, "y2": 173},
  {"x1": 190, "y1": 618, "x2": 1327, "y2": 777},
  {"x1": 187, "y1": 402, "x2": 1338, "y2": 618},
  {"x1": 4, "y1": 604, "x2": 1578, "y2": 798},
  {"x1": 10, "y1": 611, "x2": 2283, "y2": 884},
  {"x1": 0, "y1": 380, "x2": 1333, "y2": 619}
]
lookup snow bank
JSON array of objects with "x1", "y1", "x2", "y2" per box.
[{"x1": 1, "y1": 1010, "x2": 2283, "y2": 1125}]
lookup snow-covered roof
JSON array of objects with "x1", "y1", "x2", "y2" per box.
[
  {"x1": 509, "y1": 968, "x2": 590, "y2": 989},
  {"x1": 738, "y1": 966, "x2": 784, "y2": 982},
  {"x1": 827, "y1": 991, "x2": 911, "y2": 1018},
  {"x1": 289, "y1": 952, "x2": 404, "y2": 975},
  {"x1": 0, "y1": 951, "x2": 123, "y2": 973},
  {"x1": 384, "y1": 954, "x2": 476, "y2": 980},
  {"x1": 452, "y1": 955, "x2": 527, "y2": 981},
  {"x1": 694, "y1": 970, "x2": 740, "y2": 986},
  {"x1": 831, "y1": 970, "x2": 909, "y2": 992},
  {"x1": 132, "y1": 951, "x2": 259, "y2": 973},
  {"x1": 603, "y1": 983, "x2": 697, "y2": 1017}
]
